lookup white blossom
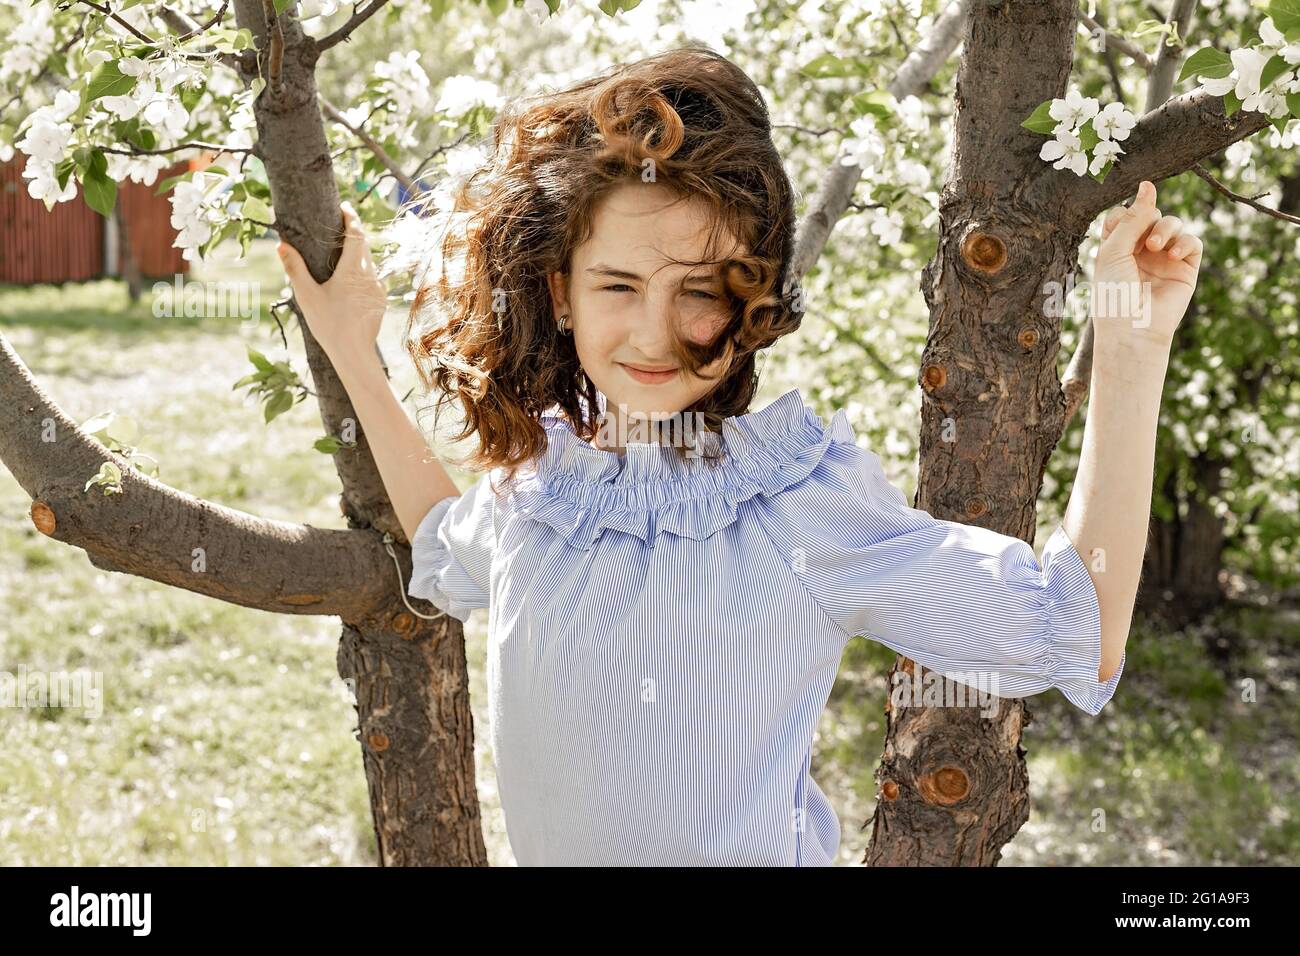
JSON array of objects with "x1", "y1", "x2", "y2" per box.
[
  {"x1": 1259, "y1": 17, "x2": 1300, "y2": 64},
  {"x1": 16, "y1": 111, "x2": 72, "y2": 163},
  {"x1": 169, "y1": 173, "x2": 224, "y2": 262},
  {"x1": 1049, "y1": 89, "x2": 1099, "y2": 131},
  {"x1": 23, "y1": 163, "x2": 77, "y2": 207},
  {"x1": 1039, "y1": 129, "x2": 1087, "y2": 176},
  {"x1": 143, "y1": 95, "x2": 191, "y2": 139},
  {"x1": 870, "y1": 208, "x2": 904, "y2": 246},
  {"x1": 1094, "y1": 102, "x2": 1136, "y2": 141},
  {"x1": 1089, "y1": 139, "x2": 1123, "y2": 175},
  {"x1": 1231, "y1": 47, "x2": 1269, "y2": 112},
  {"x1": 840, "y1": 114, "x2": 887, "y2": 173},
  {"x1": 1199, "y1": 73, "x2": 1236, "y2": 96},
  {"x1": 435, "y1": 74, "x2": 504, "y2": 117},
  {"x1": 297, "y1": 0, "x2": 341, "y2": 20}
]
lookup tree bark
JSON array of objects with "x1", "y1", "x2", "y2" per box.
[
  {"x1": 860, "y1": 0, "x2": 1269, "y2": 867},
  {"x1": 227, "y1": 0, "x2": 485, "y2": 865}
]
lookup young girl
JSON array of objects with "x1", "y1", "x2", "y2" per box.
[{"x1": 278, "y1": 47, "x2": 1198, "y2": 866}]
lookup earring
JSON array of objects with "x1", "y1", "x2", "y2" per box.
[{"x1": 557, "y1": 312, "x2": 571, "y2": 334}]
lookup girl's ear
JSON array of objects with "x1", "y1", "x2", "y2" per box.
[{"x1": 546, "y1": 270, "x2": 570, "y2": 319}]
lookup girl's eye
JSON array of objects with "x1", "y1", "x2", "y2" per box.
[{"x1": 599, "y1": 285, "x2": 719, "y2": 300}]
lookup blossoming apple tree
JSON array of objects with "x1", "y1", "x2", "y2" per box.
[{"x1": 0, "y1": 0, "x2": 1296, "y2": 867}]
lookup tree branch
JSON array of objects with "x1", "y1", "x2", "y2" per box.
[
  {"x1": 263, "y1": 0, "x2": 286, "y2": 92},
  {"x1": 0, "y1": 332, "x2": 404, "y2": 620},
  {"x1": 790, "y1": 0, "x2": 973, "y2": 283},
  {"x1": 1027, "y1": 88, "x2": 1275, "y2": 233},
  {"x1": 156, "y1": 5, "x2": 251, "y2": 77},
  {"x1": 1190, "y1": 161, "x2": 1300, "y2": 224},
  {"x1": 1078, "y1": 9, "x2": 1155, "y2": 71},
  {"x1": 1144, "y1": 0, "x2": 1199, "y2": 113},
  {"x1": 319, "y1": 95, "x2": 416, "y2": 194},
  {"x1": 76, "y1": 0, "x2": 156, "y2": 45},
  {"x1": 100, "y1": 141, "x2": 256, "y2": 156},
  {"x1": 1060, "y1": 1, "x2": 1206, "y2": 421},
  {"x1": 317, "y1": 0, "x2": 389, "y2": 51}
]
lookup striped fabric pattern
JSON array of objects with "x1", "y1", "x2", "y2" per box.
[{"x1": 409, "y1": 387, "x2": 1124, "y2": 866}]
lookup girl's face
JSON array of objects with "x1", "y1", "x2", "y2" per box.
[{"x1": 547, "y1": 181, "x2": 739, "y2": 453}]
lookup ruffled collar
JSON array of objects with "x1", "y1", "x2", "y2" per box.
[{"x1": 502, "y1": 387, "x2": 857, "y2": 550}]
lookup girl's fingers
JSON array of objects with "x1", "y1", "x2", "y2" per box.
[
  {"x1": 338, "y1": 202, "x2": 370, "y2": 268},
  {"x1": 1101, "y1": 204, "x2": 1126, "y2": 238},
  {"x1": 1103, "y1": 179, "x2": 1161, "y2": 255},
  {"x1": 276, "y1": 241, "x2": 311, "y2": 288},
  {"x1": 1169, "y1": 233, "x2": 1203, "y2": 266},
  {"x1": 1145, "y1": 215, "x2": 1184, "y2": 251}
]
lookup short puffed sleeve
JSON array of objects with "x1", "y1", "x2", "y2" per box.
[
  {"x1": 759, "y1": 435, "x2": 1125, "y2": 716},
  {"x1": 408, "y1": 471, "x2": 497, "y2": 622}
]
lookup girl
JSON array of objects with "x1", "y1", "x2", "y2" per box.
[{"x1": 278, "y1": 47, "x2": 1199, "y2": 866}]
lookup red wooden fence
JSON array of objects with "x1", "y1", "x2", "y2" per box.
[{"x1": 0, "y1": 153, "x2": 210, "y2": 284}]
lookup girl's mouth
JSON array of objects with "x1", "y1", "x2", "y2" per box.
[{"x1": 619, "y1": 363, "x2": 678, "y2": 385}]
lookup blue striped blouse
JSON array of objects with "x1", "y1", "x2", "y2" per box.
[{"x1": 408, "y1": 387, "x2": 1125, "y2": 866}]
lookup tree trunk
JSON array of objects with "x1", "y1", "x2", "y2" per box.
[
  {"x1": 1139, "y1": 452, "x2": 1228, "y2": 625},
  {"x1": 230, "y1": 0, "x2": 485, "y2": 865},
  {"x1": 867, "y1": 0, "x2": 1104, "y2": 866},
  {"x1": 112, "y1": 208, "x2": 143, "y2": 302},
  {"x1": 859, "y1": 0, "x2": 1270, "y2": 866}
]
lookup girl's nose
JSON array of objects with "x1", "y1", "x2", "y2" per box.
[{"x1": 626, "y1": 299, "x2": 678, "y2": 357}]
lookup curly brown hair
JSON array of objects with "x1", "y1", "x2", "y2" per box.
[{"x1": 401, "y1": 44, "x2": 802, "y2": 487}]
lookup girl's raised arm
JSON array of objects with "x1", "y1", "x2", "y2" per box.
[{"x1": 276, "y1": 202, "x2": 459, "y2": 542}]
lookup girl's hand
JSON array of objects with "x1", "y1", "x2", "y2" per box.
[
  {"x1": 277, "y1": 201, "x2": 387, "y2": 362},
  {"x1": 1091, "y1": 179, "x2": 1202, "y2": 354}
]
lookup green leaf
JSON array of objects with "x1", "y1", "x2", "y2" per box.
[
  {"x1": 179, "y1": 83, "x2": 204, "y2": 114},
  {"x1": 1224, "y1": 89, "x2": 1242, "y2": 117},
  {"x1": 264, "y1": 390, "x2": 294, "y2": 423},
  {"x1": 1020, "y1": 100, "x2": 1059, "y2": 135},
  {"x1": 1177, "y1": 46, "x2": 1233, "y2": 84},
  {"x1": 1288, "y1": 92, "x2": 1300, "y2": 118},
  {"x1": 82, "y1": 160, "x2": 117, "y2": 218},
  {"x1": 1260, "y1": 53, "x2": 1292, "y2": 91},
  {"x1": 238, "y1": 219, "x2": 254, "y2": 258},
  {"x1": 1077, "y1": 118, "x2": 1100, "y2": 152},
  {"x1": 849, "y1": 90, "x2": 894, "y2": 122},
  {"x1": 240, "y1": 195, "x2": 273, "y2": 223},
  {"x1": 131, "y1": 453, "x2": 159, "y2": 478},
  {"x1": 272, "y1": 0, "x2": 293, "y2": 15},
  {"x1": 313, "y1": 436, "x2": 342, "y2": 454},
  {"x1": 246, "y1": 346, "x2": 275, "y2": 373},
  {"x1": 55, "y1": 157, "x2": 76, "y2": 191},
  {"x1": 85, "y1": 60, "x2": 136, "y2": 101},
  {"x1": 83, "y1": 461, "x2": 124, "y2": 495},
  {"x1": 1271, "y1": 0, "x2": 1300, "y2": 37},
  {"x1": 81, "y1": 411, "x2": 116, "y2": 435},
  {"x1": 153, "y1": 170, "x2": 193, "y2": 196},
  {"x1": 242, "y1": 177, "x2": 271, "y2": 201},
  {"x1": 800, "y1": 54, "x2": 853, "y2": 79}
]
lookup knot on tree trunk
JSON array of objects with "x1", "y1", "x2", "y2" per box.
[{"x1": 961, "y1": 229, "x2": 1007, "y2": 274}]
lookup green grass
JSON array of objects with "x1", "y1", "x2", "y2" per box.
[
  {"x1": 0, "y1": 238, "x2": 507, "y2": 865},
  {"x1": 2, "y1": 238, "x2": 1296, "y2": 865},
  {"x1": 813, "y1": 610, "x2": 1300, "y2": 865}
]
